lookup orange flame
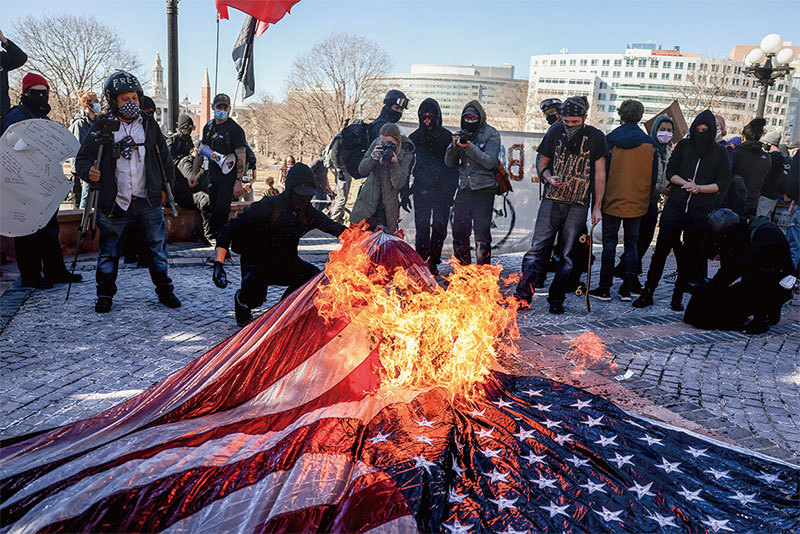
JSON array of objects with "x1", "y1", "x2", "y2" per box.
[
  {"x1": 316, "y1": 229, "x2": 520, "y2": 399},
  {"x1": 565, "y1": 331, "x2": 616, "y2": 375}
]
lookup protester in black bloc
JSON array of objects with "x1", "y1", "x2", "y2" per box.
[
  {"x1": 75, "y1": 71, "x2": 180, "y2": 313},
  {"x1": 785, "y1": 151, "x2": 800, "y2": 272},
  {"x1": 2, "y1": 73, "x2": 81, "y2": 289},
  {"x1": 0, "y1": 29, "x2": 27, "y2": 120},
  {"x1": 684, "y1": 208, "x2": 795, "y2": 334},
  {"x1": 174, "y1": 144, "x2": 214, "y2": 245},
  {"x1": 408, "y1": 98, "x2": 458, "y2": 275},
  {"x1": 728, "y1": 118, "x2": 770, "y2": 218},
  {"x1": 540, "y1": 98, "x2": 562, "y2": 127},
  {"x1": 633, "y1": 109, "x2": 732, "y2": 311},
  {"x1": 446, "y1": 101, "x2": 501, "y2": 267},
  {"x1": 212, "y1": 163, "x2": 346, "y2": 327},
  {"x1": 756, "y1": 131, "x2": 788, "y2": 219},
  {"x1": 350, "y1": 123, "x2": 415, "y2": 234},
  {"x1": 513, "y1": 96, "x2": 607, "y2": 314},
  {"x1": 167, "y1": 114, "x2": 195, "y2": 162},
  {"x1": 69, "y1": 90, "x2": 100, "y2": 209},
  {"x1": 368, "y1": 89, "x2": 408, "y2": 143},
  {"x1": 589, "y1": 99, "x2": 656, "y2": 302},
  {"x1": 192, "y1": 93, "x2": 247, "y2": 244}
]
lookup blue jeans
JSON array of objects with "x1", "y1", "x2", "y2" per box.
[
  {"x1": 787, "y1": 207, "x2": 800, "y2": 273},
  {"x1": 95, "y1": 199, "x2": 173, "y2": 298},
  {"x1": 515, "y1": 199, "x2": 588, "y2": 305},
  {"x1": 599, "y1": 213, "x2": 640, "y2": 289}
]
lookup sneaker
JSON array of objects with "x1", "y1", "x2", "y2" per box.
[
  {"x1": 618, "y1": 286, "x2": 632, "y2": 302},
  {"x1": 158, "y1": 292, "x2": 182, "y2": 308},
  {"x1": 588, "y1": 287, "x2": 611, "y2": 301},
  {"x1": 632, "y1": 287, "x2": 654, "y2": 308},
  {"x1": 670, "y1": 290, "x2": 684, "y2": 312},
  {"x1": 95, "y1": 296, "x2": 112, "y2": 313},
  {"x1": 235, "y1": 290, "x2": 254, "y2": 327},
  {"x1": 548, "y1": 302, "x2": 565, "y2": 315},
  {"x1": 627, "y1": 279, "x2": 643, "y2": 296},
  {"x1": 664, "y1": 271, "x2": 678, "y2": 284}
]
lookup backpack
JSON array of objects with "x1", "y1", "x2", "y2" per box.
[
  {"x1": 494, "y1": 160, "x2": 513, "y2": 196},
  {"x1": 339, "y1": 119, "x2": 370, "y2": 178},
  {"x1": 721, "y1": 176, "x2": 747, "y2": 217}
]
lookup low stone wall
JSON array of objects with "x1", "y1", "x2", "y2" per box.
[{"x1": 0, "y1": 202, "x2": 252, "y2": 263}]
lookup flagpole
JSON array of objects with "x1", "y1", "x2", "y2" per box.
[
  {"x1": 214, "y1": 14, "x2": 220, "y2": 95},
  {"x1": 231, "y1": 79, "x2": 242, "y2": 114}
]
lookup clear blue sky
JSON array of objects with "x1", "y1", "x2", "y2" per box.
[{"x1": 2, "y1": 0, "x2": 798, "y2": 105}]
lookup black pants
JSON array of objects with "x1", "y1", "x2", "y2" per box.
[
  {"x1": 413, "y1": 189, "x2": 451, "y2": 267},
  {"x1": 14, "y1": 212, "x2": 69, "y2": 284},
  {"x1": 175, "y1": 188, "x2": 214, "y2": 243},
  {"x1": 645, "y1": 208, "x2": 705, "y2": 290},
  {"x1": 685, "y1": 276, "x2": 791, "y2": 330},
  {"x1": 452, "y1": 188, "x2": 494, "y2": 265},
  {"x1": 239, "y1": 256, "x2": 321, "y2": 309},
  {"x1": 209, "y1": 175, "x2": 236, "y2": 239},
  {"x1": 600, "y1": 213, "x2": 640, "y2": 289}
]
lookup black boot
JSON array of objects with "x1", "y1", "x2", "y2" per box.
[
  {"x1": 235, "y1": 290, "x2": 253, "y2": 327},
  {"x1": 632, "y1": 286, "x2": 654, "y2": 308},
  {"x1": 670, "y1": 289, "x2": 684, "y2": 312}
]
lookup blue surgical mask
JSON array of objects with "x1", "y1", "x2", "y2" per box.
[
  {"x1": 92, "y1": 103, "x2": 102, "y2": 113},
  {"x1": 214, "y1": 109, "x2": 228, "y2": 121}
]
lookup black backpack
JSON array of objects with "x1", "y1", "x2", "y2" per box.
[{"x1": 339, "y1": 119, "x2": 370, "y2": 178}]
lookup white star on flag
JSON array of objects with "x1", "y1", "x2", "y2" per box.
[
  {"x1": 489, "y1": 496, "x2": 518, "y2": 510},
  {"x1": 646, "y1": 512, "x2": 677, "y2": 528},
  {"x1": 543, "y1": 418, "x2": 562, "y2": 429},
  {"x1": 705, "y1": 468, "x2": 730, "y2": 480},
  {"x1": 623, "y1": 418, "x2": 646, "y2": 429},
  {"x1": 580, "y1": 480, "x2": 608, "y2": 494},
  {"x1": 755, "y1": 473, "x2": 780, "y2": 484},
  {"x1": 368, "y1": 432, "x2": 392, "y2": 444},
  {"x1": 448, "y1": 489, "x2": 467, "y2": 504},
  {"x1": 567, "y1": 455, "x2": 590, "y2": 468},
  {"x1": 638, "y1": 434, "x2": 663, "y2": 446},
  {"x1": 412, "y1": 455, "x2": 436, "y2": 474},
  {"x1": 629, "y1": 481, "x2": 655, "y2": 499},
  {"x1": 702, "y1": 516, "x2": 734, "y2": 533},
  {"x1": 524, "y1": 389, "x2": 543, "y2": 397},
  {"x1": 522, "y1": 452, "x2": 547, "y2": 465},
  {"x1": 594, "y1": 434, "x2": 618, "y2": 447},
  {"x1": 582, "y1": 415, "x2": 604, "y2": 428},
  {"x1": 532, "y1": 403, "x2": 552, "y2": 412},
  {"x1": 451, "y1": 458, "x2": 465, "y2": 476},
  {"x1": 677, "y1": 486, "x2": 704, "y2": 502},
  {"x1": 686, "y1": 446, "x2": 710, "y2": 458},
  {"x1": 609, "y1": 452, "x2": 634, "y2": 468},
  {"x1": 513, "y1": 428, "x2": 536, "y2": 441},
  {"x1": 493, "y1": 399, "x2": 513, "y2": 409},
  {"x1": 655, "y1": 457, "x2": 682, "y2": 474},
  {"x1": 571, "y1": 399, "x2": 592, "y2": 410},
  {"x1": 468, "y1": 408, "x2": 487, "y2": 418},
  {"x1": 415, "y1": 434, "x2": 435, "y2": 445},
  {"x1": 476, "y1": 427, "x2": 495, "y2": 439},
  {"x1": 484, "y1": 468, "x2": 510, "y2": 483},
  {"x1": 481, "y1": 447, "x2": 501, "y2": 459},
  {"x1": 728, "y1": 491, "x2": 757, "y2": 505},
  {"x1": 540, "y1": 501, "x2": 570, "y2": 518},
  {"x1": 413, "y1": 417, "x2": 437, "y2": 428},
  {"x1": 500, "y1": 528, "x2": 528, "y2": 534},
  {"x1": 554, "y1": 433, "x2": 573, "y2": 445},
  {"x1": 532, "y1": 475, "x2": 558, "y2": 489},
  {"x1": 593, "y1": 506, "x2": 624, "y2": 523},
  {"x1": 443, "y1": 519, "x2": 473, "y2": 534}
]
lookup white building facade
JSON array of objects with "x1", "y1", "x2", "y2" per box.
[{"x1": 525, "y1": 45, "x2": 793, "y2": 138}]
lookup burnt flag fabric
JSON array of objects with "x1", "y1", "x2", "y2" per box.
[{"x1": 1, "y1": 231, "x2": 798, "y2": 532}]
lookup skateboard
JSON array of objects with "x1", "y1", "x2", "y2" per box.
[{"x1": 582, "y1": 222, "x2": 599, "y2": 311}]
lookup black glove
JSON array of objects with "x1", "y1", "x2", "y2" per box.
[
  {"x1": 399, "y1": 192, "x2": 412, "y2": 213},
  {"x1": 212, "y1": 261, "x2": 228, "y2": 288}
]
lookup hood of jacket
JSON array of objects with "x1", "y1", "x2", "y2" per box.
[
  {"x1": 607, "y1": 122, "x2": 655, "y2": 149},
  {"x1": 689, "y1": 109, "x2": 717, "y2": 150},
  {"x1": 418, "y1": 98, "x2": 442, "y2": 128},
  {"x1": 281, "y1": 162, "x2": 317, "y2": 201},
  {"x1": 649, "y1": 114, "x2": 674, "y2": 141},
  {"x1": 462, "y1": 100, "x2": 487, "y2": 130},
  {"x1": 734, "y1": 140, "x2": 766, "y2": 154}
]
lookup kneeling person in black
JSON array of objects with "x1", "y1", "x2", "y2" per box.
[
  {"x1": 175, "y1": 149, "x2": 214, "y2": 244},
  {"x1": 212, "y1": 163, "x2": 346, "y2": 326}
]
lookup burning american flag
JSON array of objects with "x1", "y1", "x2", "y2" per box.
[{"x1": 1, "y1": 230, "x2": 797, "y2": 532}]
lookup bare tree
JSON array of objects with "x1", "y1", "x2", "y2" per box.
[
  {"x1": 11, "y1": 14, "x2": 142, "y2": 125},
  {"x1": 492, "y1": 80, "x2": 530, "y2": 131},
  {"x1": 280, "y1": 33, "x2": 392, "y2": 151}
]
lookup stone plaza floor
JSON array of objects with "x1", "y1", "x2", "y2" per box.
[{"x1": 1, "y1": 232, "x2": 798, "y2": 465}]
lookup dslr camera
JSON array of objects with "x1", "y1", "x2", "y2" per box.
[
  {"x1": 379, "y1": 140, "x2": 396, "y2": 165},
  {"x1": 455, "y1": 130, "x2": 472, "y2": 145}
]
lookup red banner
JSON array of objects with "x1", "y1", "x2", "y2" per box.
[{"x1": 216, "y1": 0, "x2": 300, "y2": 36}]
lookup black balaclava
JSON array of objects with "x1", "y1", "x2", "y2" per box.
[
  {"x1": 21, "y1": 89, "x2": 51, "y2": 117},
  {"x1": 382, "y1": 89, "x2": 407, "y2": 123},
  {"x1": 690, "y1": 109, "x2": 717, "y2": 157},
  {"x1": 461, "y1": 107, "x2": 480, "y2": 132}
]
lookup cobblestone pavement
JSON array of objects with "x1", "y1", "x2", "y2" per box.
[{"x1": 1, "y1": 234, "x2": 798, "y2": 465}]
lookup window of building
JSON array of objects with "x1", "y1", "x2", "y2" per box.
[
  {"x1": 711, "y1": 64, "x2": 719, "y2": 72},
  {"x1": 612, "y1": 82, "x2": 620, "y2": 88},
  {"x1": 580, "y1": 59, "x2": 587, "y2": 66},
  {"x1": 599, "y1": 81, "x2": 607, "y2": 88},
  {"x1": 612, "y1": 71, "x2": 620, "y2": 78},
  {"x1": 650, "y1": 60, "x2": 658, "y2": 68},
  {"x1": 625, "y1": 71, "x2": 633, "y2": 78},
  {"x1": 688, "y1": 63, "x2": 696, "y2": 70},
  {"x1": 570, "y1": 59, "x2": 577, "y2": 66},
  {"x1": 599, "y1": 105, "x2": 605, "y2": 111},
  {"x1": 638, "y1": 59, "x2": 647, "y2": 67},
  {"x1": 609, "y1": 94, "x2": 617, "y2": 101},
  {"x1": 598, "y1": 93, "x2": 606, "y2": 100},
  {"x1": 637, "y1": 71, "x2": 645, "y2": 78},
  {"x1": 626, "y1": 59, "x2": 635, "y2": 67},
  {"x1": 609, "y1": 105, "x2": 616, "y2": 112},
  {"x1": 614, "y1": 59, "x2": 622, "y2": 66},
  {"x1": 661, "y1": 73, "x2": 670, "y2": 79},
  {"x1": 663, "y1": 61, "x2": 672, "y2": 68},
  {"x1": 601, "y1": 70, "x2": 609, "y2": 77},
  {"x1": 675, "y1": 62, "x2": 684, "y2": 69},
  {"x1": 602, "y1": 59, "x2": 610, "y2": 66},
  {"x1": 560, "y1": 60, "x2": 566, "y2": 66},
  {"x1": 674, "y1": 74, "x2": 682, "y2": 81},
  {"x1": 649, "y1": 72, "x2": 657, "y2": 79},
  {"x1": 591, "y1": 59, "x2": 598, "y2": 66}
]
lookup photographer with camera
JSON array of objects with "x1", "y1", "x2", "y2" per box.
[
  {"x1": 75, "y1": 71, "x2": 180, "y2": 313},
  {"x1": 445, "y1": 101, "x2": 501, "y2": 266},
  {"x1": 350, "y1": 123, "x2": 415, "y2": 234}
]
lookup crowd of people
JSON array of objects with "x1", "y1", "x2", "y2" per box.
[{"x1": 2, "y1": 29, "x2": 798, "y2": 333}]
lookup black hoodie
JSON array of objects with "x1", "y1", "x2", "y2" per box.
[
  {"x1": 408, "y1": 98, "x2": 458, "y2": 198},
  {"x1": 732, "y1": 140, "x2": 771, "y2": 217},
  {"x1": 664, "y1": 109, "x2": 732, "y2": 215}
]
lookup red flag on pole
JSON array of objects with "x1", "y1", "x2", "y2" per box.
[{"x1": 216, "y1": 0, "x2": 300, "y2": 37}]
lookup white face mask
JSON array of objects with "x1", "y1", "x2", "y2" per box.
[
  {"x1": 715, "y1": 131, "x2": 724, "y2": 142},
  {"x1": 656, "y1": 131, "x2": 673, "y2": 144}
]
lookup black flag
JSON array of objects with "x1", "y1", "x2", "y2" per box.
[{"x1": 232, "y1": 15, "x2": 256, "y2": 99}]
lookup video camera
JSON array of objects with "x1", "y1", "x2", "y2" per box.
[
  {"x1": 379, "y1": 140, "x2": 396, "y2": 165},
  {"x1": 455, "y1": 130, "x2": 472, "y2": 145},
  {"x1": 92, "y1": 117, "x2": 121, "y2": 145}
]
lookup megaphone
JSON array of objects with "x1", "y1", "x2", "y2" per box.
[{"x1": 198, "y1": 144, "x2": 236, "y2": 174}]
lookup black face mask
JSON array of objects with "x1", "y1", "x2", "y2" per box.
[
  {"x1": 692, "y1": 130, "x2": 713, "y2": 155},
  {"x1": 22, "y1": 90, "x2": 51, "y2": 116},
  {"x1": 545, "y1": 114, "x2": 560, "y2": 125},
  {"x1": 384, "y1": 104, "x2": 402, "y2": 123}
]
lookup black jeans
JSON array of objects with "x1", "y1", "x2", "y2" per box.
[
  {"x1": 452, "y1": 188, "x2": 495, "y2": 265},
  {"x1": 600, "y1": 213, "x2": 640, "y2": 289},
  {"x1": 209, "y1": 174, "x2": 236, "y2": 239},
  {"x1": 644, "y1": 208, "x2": 706, "y2": 291},
  {"x1": 14, "y1": 212, "x2": 69, "y2": 284},
  {"x1": 619, "y1": 200, "x2": 658, "y2": 274},
  {"x1": 239, "y1": 256, "x2": 321, "y2": 309},
  {"x1": 413, "y1": 189, "x2": 452, "y2": 267}
]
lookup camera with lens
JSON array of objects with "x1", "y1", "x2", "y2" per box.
[
  {"x1": 455, "y1": 129, "x2": 472, "y2": 145},
  {"x1": 379, "y1": 141, "x2": 396, "y2": 165}
]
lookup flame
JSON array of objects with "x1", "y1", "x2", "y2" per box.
[
  {"x1": 316, "y1": 228, "x2": 520, "y2": 398},
  {"x1": 565, "y1": 331, "x2": 616, "y2": 375}
]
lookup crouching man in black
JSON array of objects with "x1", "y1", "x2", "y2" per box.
[
  {"x1": 684, "y1": 208, "x2": 795, "y2": 334},
  {"x1": 212, "y1": 163, "x2": 346, "y2": 326}
]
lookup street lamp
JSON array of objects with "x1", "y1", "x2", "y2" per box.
[{"x1": 744, "y1": 33, "x2": 796, "y2": 119}]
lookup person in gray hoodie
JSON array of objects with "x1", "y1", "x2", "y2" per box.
[{"x1": 445, "y1": 101, "x2": 501, "y2": 266}]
